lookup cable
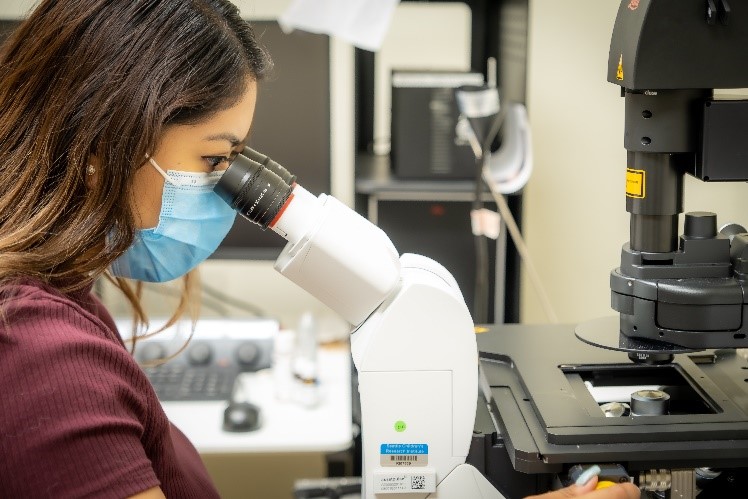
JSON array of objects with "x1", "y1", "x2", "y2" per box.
[
  {"x1": 482, "y1": 167, "x2": 559, "y2": 323},
  {"x1": 200, "y1": 282, "x2": 269, "y2": 317},
  {"x1": 140, "y1": 282, "x2": 229, "y2": 316},
  {"x1": 141, "y1": 281, "x2": 270, "y2": 318},
  {"x1": 473, "y1": 154, "x2": 490, "y2": 324}
]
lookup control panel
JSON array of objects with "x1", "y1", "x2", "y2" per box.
[{"x1": 117, "y1": 318, "x2": 278, "y2": 402}]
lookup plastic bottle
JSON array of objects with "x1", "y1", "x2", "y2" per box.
[
  {"x1": 292, "y1": 312, "x2": 320, "y2": 407},
  {"x1": 272, "y1": 329, "x2": 296, "y2": 403}
]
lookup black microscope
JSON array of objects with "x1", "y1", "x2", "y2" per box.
[
  {"x1": 576, "y1": 0, "x2": 748, "y2": 363},
  {"x1": 472, "y1": 2, "x2": 748, "y2": 498}
]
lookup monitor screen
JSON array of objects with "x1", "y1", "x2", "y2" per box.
[
  {"x1": 0, "y1": 20, "x2": 16, "y2": 41},
  {"x1": 0, "y1": 19, "x2": 332, "y2": 261}
]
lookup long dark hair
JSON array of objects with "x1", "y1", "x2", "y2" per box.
[{"x1": 0, "y1": 0, "x2": 270, "y2": 328}]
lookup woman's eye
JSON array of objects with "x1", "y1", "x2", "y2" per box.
[
  {"x1": 204, "y1": 150, "x2": 241, "y2": 170},
  {"x1": 204, "y1": 156, "x2": 230, "y2": 169}
]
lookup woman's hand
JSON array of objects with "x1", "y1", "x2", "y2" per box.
[{"x1": 525, "y1": 476, "x2": 640, "y2": 499}]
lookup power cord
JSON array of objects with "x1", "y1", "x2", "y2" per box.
[
  {"x1": 200, "y1": 281, "x2": 269, "y2": 317},
  {"x1": 142, "y1": 281, "x2": 271, "y2": 318},
  {"x1": 482, "y1": 167, "x2": 559, "y2": 323}
]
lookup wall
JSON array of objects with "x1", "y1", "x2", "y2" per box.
[{"x1": 522, "y1": 0, "x2": 748, "y2": 324}]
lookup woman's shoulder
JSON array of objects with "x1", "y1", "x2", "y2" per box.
[
  {"x1": 0, "y1": 278, "x2": 160, "y2": 435},
  {"x1": 0, "y1": 277, "x2": 149, "y2": 392},
  {"x1": 0, "y1": 280, "x2": 170, "y2": 499},
  {"x1": 1, "y1": 277, "x2": 121, "y2": 342},
  {"x1": 1, "y1": 276, "x2": 93, "y2": 307}
]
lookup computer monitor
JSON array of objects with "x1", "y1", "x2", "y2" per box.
[
  {"x1": 0, "y1": 20, "x2": 16, "y2": 41},
  {"x1": 0, "y1": 19, "x2": 332, "y2": 261}
]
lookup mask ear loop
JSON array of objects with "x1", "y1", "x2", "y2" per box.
[{"x1": 145, "y1": 154, "x2": 185, "y2": 187}]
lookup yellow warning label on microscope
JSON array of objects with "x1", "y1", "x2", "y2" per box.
[
  {"x1": 616, "y1": 54, "x2": 624, "y2": 81},
  {"x1": 626, "y1": 168, "x2": 645, "y2": 198}
]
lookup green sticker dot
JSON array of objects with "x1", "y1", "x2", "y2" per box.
[{"x1": 394, "y1": 420, "x2": 407, "y2": 432}]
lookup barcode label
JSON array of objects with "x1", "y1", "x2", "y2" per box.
[
  {"x1": 381, "y1": 454, "x2": 428, "y2": 467},
  {"x1": 380, "y1": 443, "x2": 429, "y2": 467}
]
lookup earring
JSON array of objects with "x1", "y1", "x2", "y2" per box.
[{"x1": 87, "y1": 164, "x2": 96, "y2": 176}]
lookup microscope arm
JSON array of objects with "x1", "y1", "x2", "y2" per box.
[{"x1": 215, "y1": 155, "x2": 505, "y2": 498}]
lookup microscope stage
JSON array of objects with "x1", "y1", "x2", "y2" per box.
[
  {"x1": 477, "y1": 322, "x2": 748, "y2": 474},
  {"x1": 575, "y1": 316, "x2": 698, "y2": 355}
]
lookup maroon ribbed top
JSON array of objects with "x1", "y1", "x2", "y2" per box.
[{"x1": 0, "y1": 279, "x2": 219, "y2": 498}]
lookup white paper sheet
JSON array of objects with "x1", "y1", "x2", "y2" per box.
[{"x1": 279, "y1": 0, "x2": 400, "y2": 52}]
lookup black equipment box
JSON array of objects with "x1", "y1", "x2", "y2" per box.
[{"x1": 390, "y1": 71, "x2": 484, "y2": 179}]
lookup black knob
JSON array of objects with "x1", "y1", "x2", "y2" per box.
[
  {"x1": 236, "y1": 342, "x2": 260, "y2": 368},
  {"x1": 720, "y1": 223, "x2": 748, "y2": 241},
  {"x1": 188, "y1": 342, "x2": 213, "y2": 366},
  {"x1": 684, "y1": 211, "x2": 717, "y2": 239},
  {"x1": 139, "y1": 342, "x2": 166, "y2": 363}
]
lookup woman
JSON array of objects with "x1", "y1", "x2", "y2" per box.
[
  {"x1": 0, "y1": 1, "x2": 263, "y2": 497},
  {"x1": 0, "y1": 1, "x2": 639, "y2": 498}
]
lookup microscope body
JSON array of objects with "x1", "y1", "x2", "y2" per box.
[
  {"x1": 274, "y1": 193, "x2": 502, "y2": 498},
  {"x1": 607, "y1": 0, "x2": 748, "y2": 350},
  {"x1": 215, "y1": 164, "x2": 504, "y2": 497},
  {"x1": 349, "y1": 253, "x2": 494, "y2": 497}
]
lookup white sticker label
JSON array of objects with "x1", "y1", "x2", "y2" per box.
[
  {"x1": 471, "y1": 208, "x2": 501, "y2": 239},
  {"x1": 373, "y1": 469, "x2": 436, "y2": 494}
]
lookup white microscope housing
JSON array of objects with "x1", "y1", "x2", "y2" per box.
[{"x1": 215, "y1": 153, "x2": 505, "y2": 498}]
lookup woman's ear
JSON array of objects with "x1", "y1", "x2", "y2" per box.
[{"x1": 86, "y1": 154, "x2": 101, "y2": 189}]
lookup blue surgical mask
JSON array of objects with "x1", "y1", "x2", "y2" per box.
[{"x1": 110, "y1": 157, "x2": 237, "y2": 282}]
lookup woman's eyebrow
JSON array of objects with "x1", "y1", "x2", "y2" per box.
[{"x1": 203, "y1": 132, "x2": 242, "y2": 146}]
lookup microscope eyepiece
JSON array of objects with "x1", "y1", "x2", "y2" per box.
[
  {"x1": 214, "y1": 152, "x2": 292, "y2": 229},
  {"x1": 242, "y1": 146, "x2": 297, "y2": 186}
]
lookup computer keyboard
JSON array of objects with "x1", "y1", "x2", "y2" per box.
[
  {"x1": 144, "y1": 364, "x2": 239, "y2": 401},
  {"x1": 118, "y1": 318, "x2": 278, "y2": 403}
]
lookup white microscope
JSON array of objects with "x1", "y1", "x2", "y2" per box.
[{"x1": 215, "y1": 146, "x2": 507, "y2": 498}]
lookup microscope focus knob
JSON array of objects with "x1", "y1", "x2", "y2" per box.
[{"x1": 684, "y1": 211, "x2": 717, "y2": 239}]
